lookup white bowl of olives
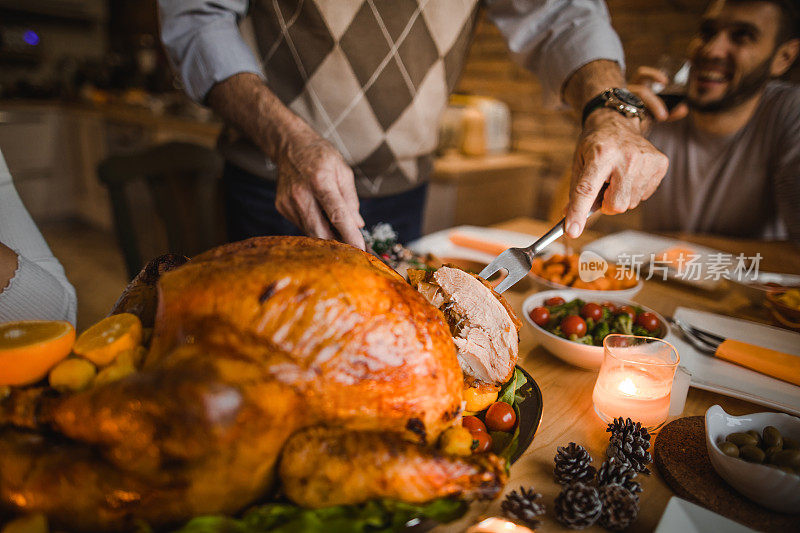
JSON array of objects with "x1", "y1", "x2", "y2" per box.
[{"x1": 705, "y1": 405, "x2": 800, "y2": 513}]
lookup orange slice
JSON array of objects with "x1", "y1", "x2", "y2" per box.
[
  {"x1": 462, "y1": 383, "x2": 500, "y2": 413},
  {"x1": 73, "y1": 313, "x2": 143, "y2": 367},
  {"x1": 0, "y1": 321, "x2": 76, "y2": 386}
]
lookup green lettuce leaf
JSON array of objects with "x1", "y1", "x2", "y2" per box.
[
  {"x1": 498, "y1": 367, "x2": 527, "y2": 405},
  {"x1": 173, "y1": 498, "x2": 467, "y2": 533},
  {"x1": 495, "y1": 367, "x2": 529, "y2": 473},
  {"x1": 498, "y1": 401, "x2": 523, "y2": 474}
]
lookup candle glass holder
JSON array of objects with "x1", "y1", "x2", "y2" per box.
[{"x1": 592, "y1": 334, "x2": 679, "y2": 432}]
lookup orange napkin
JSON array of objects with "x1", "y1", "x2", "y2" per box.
[
  {"x1": 448, "y1": 232, "x2": 507, "y2": 256},
  {"x1": 716, "y1": 339, "x2": 800, "y2": 387}
]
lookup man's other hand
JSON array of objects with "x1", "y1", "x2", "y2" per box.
[
  {"x1": 565, "y1": 109, "x2": 669, "y2": 238},
  {"x1": 275, "y1": 133, "x2": 365, "y2": 250},
  {"x1": 629, "y1": 66, "x2": 689, "y2": 123},
  {"x1": 207, "y1": 73, "x2": 365, "y2": 250}
]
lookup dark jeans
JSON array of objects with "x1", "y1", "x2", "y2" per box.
[{"x1": 223, "y1": 163, "x2": 428, "y2": 245}]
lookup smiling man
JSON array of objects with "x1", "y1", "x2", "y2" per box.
[{"x1": 631, "y1": 0, "x2": 800, "y2": 241}]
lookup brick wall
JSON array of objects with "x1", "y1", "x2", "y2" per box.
[{"x1": 453, "y1": 0, "x2": 729, "y2": 216}]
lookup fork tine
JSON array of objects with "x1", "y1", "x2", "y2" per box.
[
  {"x1": 478, "y1": 257, "x2": 504, "y2": 280},
  {"x1": 493, "y1": 271, "x2": 524, "y2": 294},
  {"x1": 688, "y1": 326, "x2": 724, "y2": 347},
  {"x1": 686, "y1": 335, "x2": 717, "y2": 355},
  {"x1": 690, "y1": 333, "x2": 718, "y2": 351},
  {"x1": 670, "y1": 317, "x2": 718, "y2": 354}
]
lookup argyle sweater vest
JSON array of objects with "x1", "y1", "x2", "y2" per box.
[{"x1": 221, "y1": 0, "x2": 480, "y2": 197}]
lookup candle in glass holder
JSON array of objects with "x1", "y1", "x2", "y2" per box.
[{"x1": 592, "y1": 335, "x2": 679, "y2": 431}]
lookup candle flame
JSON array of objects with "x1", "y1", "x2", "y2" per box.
[{"x1": 618, "y1": 377, "x2": 638, "y2": 396}]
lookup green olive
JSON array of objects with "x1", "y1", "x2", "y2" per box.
[
  {"x1": 726, "y1": 432, "x2": 758, "y2": 447},
  {"x1": 747, "y1": 430, "x2": 763, "y2": 447},
  {"x1": 764, "y1": 445, "x2": 782, "y2": 462},
  {"x1": 783, "y1": 437, "x2": 800, "y2": 450},
  {"x1": 762, "y1": 426, "x2": 783, "y2": 449},
  {"x1": 740, "y1": 445, "x2": 765, "y2": 463},
  {"x1": 719, "y1": 441, "x2": 740, "y2": 458},
  {"x1": 771, "y1": 449, "x2": 800, "y2": 469}
]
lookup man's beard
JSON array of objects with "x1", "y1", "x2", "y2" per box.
[{"x1": 688, "y1": 55, "x2": 773, "y2": 113}]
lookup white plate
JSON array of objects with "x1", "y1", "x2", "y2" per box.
[
  {"x1": 667, "y1": 307, "x2": 800, "y2": 415},
  {"x1": 654, "y1": 497, "x2": 757, "y2": 533},
  {"x1": 408, "y1": 225, "x2": 566, "y2": 265},
  {"x1": 728, "y1": 271, "x2": 800, "y2": 305},
  {"x1": 582, "y1": 230, "x2": 725, "y2": 290}
]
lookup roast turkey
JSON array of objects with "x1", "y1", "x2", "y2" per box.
[{"x1": 0, "y1": 237, "x2": 514, "y2": 531}]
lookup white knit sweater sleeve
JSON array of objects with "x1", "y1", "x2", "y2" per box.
[{"x1": 0, "y1": 150, "x2": 77, "y2": 325}]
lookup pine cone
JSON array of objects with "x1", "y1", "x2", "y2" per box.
[
  {"x1": 597, "y1": 457, "x2": 642, "y2": 502},
  {"x1": 598, "y1": 484, "x2": 640, "y2": 531},
  {"x1": 606, "y1": 417, "x2": 652, "y2": 474},
  {"x1": 554, "y1": 482, "x2": 602, "y2": 529},
  {"x1": 554, "y1": 442, "x2": 597, "y2": 484},
  {"x1": 501, "y1": 486, "x2": 546, "y2": 528}
]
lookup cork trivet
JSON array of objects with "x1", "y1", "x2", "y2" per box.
[{"x1": 653, "y1": 416, "x2": 800, "y2": 531}]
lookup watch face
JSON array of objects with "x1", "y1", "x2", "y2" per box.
[{"x1": 611, "y1": 88, "x2": 644, "y2": 109}]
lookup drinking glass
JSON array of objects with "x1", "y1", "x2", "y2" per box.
[{"x1": 650, "y1": 55, "x2": 690, "y2": 112}]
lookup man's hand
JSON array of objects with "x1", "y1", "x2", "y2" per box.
[
  {"x1": 0, "y1": 243, "x2": 18, "y2": 293},
  {"x1": 208, "y1": 73, "x2": 365, "y2": 249},
  {"x1": 565, "y1": 109, "x2": 669, "y2": 238},
  {"x1": 628, "y1": 66, "x2": 689, "y2": 123},
  {"x1": 275, "y1": 133, "x2": 365, "y2": 248},
  {"x1": 562, "y1": 60, "x2": 670, "y2": 238}
]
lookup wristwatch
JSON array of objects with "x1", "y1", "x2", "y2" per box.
[{"x1": 581, "y1": 88, "x2": 646, "y2": 126}]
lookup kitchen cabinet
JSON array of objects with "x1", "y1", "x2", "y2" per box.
[
  {"x1": 0, "y1": 107, "x2": 76, "y2": 220},
  {"x1": 0, "y1": 101, "x2": 221, "y2": 230},
  {"x1": 2, "y1": 101, "x2": 550, "y2": 239},
  {"x1": 423, "y1": 152, "x2": 546, "y2": 234}
]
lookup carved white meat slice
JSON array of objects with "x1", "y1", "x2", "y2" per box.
[{"x1": 424, "y1": 267, "x2": 520, "y2": 385}]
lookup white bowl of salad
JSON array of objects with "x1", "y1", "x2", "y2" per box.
[{"x1": 522, "y1": 290, "x2": 670, "y2": 370}]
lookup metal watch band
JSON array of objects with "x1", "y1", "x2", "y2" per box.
[{"x1": 581, "y1": 88, "x2": 644, "y2": 126}]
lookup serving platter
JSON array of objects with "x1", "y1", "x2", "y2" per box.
[
  {"x1": 508, "y1": 365, "x2": 543, "y2": 463},
  {"x1": 407, "y1": 365, "x2": 543, "y2": 531}
]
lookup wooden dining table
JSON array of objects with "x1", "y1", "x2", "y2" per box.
[{"x1": 438, "y1": 217, "x2": 800, "y2": 532}]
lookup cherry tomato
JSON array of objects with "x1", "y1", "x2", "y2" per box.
[
  {"x1": 618, "y1": 305, "x2": 636, "y2": 320},
  {"x1": 581, "y1": 302, "x2": 603, "y2": 322},
  {"x1": 602, "y1": 302, "x2": 618, "y2": 313},
  {"x1": 462, "y1": 415, "x2": 487, "y2": 433},
  {"x1": 561, "y1": 315, "x2": 587, "y2": 337},
  {"x1": 528, "y1": 306, "x2": 550, "y2": 327},
  {"x1": 471, "y1": 430, "x2": 492, "y2": 453},
  {"x1": 635, "y1": 311, "x2": 660, "y2": 333},
  {"x1": 485, "y1": 402, "x2": 517, "y2": 432},
  {"x1": 544, "y1": 296, "x2": 566, "y2": 307}
]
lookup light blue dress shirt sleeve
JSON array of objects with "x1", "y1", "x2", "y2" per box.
[
  {"x1": 159, "y1": 0, "x2": 265, "y2": 103},
  {"x1": 486, "y1": 0, "x2": 625, "y2": 106},
  {"x1": 0, "y1": 151, "x2": 77, "y2": 325}
]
